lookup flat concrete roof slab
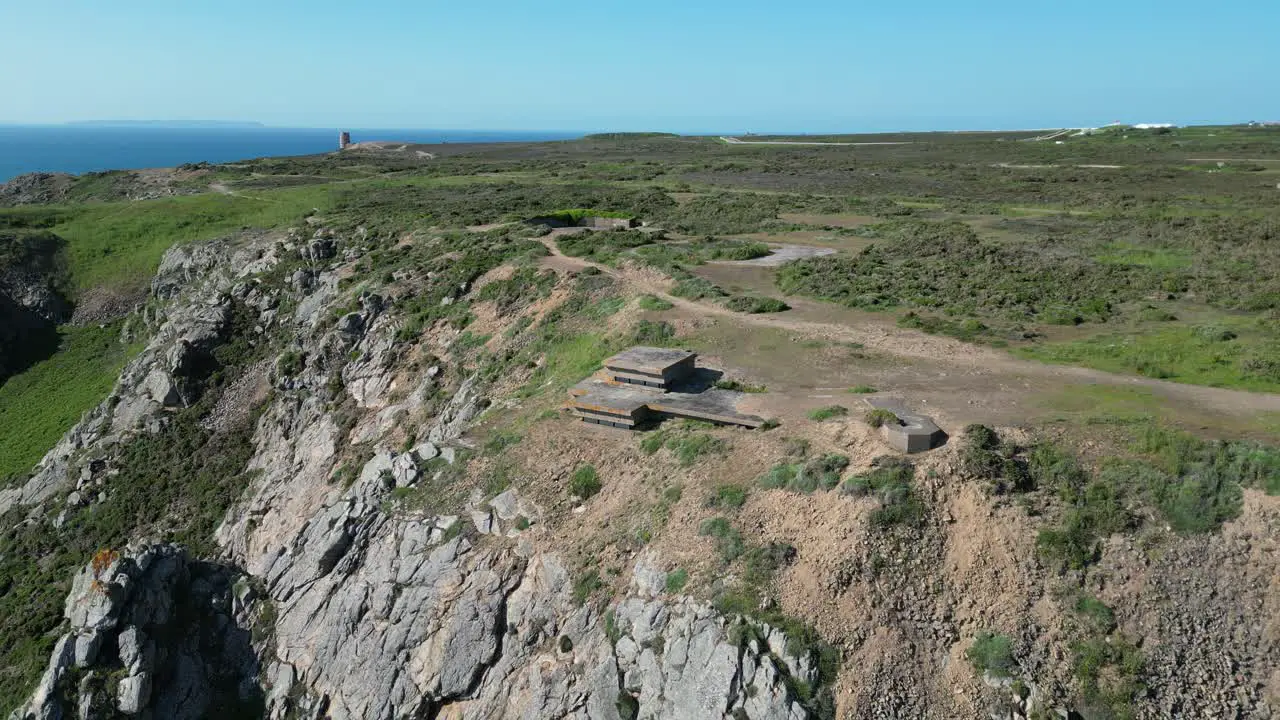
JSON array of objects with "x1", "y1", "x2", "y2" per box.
[
  {"x1": 649, "y1": 388, "x2": 764, "y2": 428},
  {"x1": 604, "y1": 347, "x2": 696, "y2": 375},
  {"x1": 570, "y1": 377, "x2": 763, "y2": 428},
  {"x1": 571, "y1": 378, "x2": 655, "y2": 414}
]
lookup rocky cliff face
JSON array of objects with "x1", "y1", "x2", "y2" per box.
[
  {"x1": 0, "y1": 230, "x2": 70, "y2": 382},
  {"x1": 0, "y1": 174, "x2": 75, "y2": 208},
  {"x1": 17, "y1": 545, "x2": 260, "y2": 720},
  {"x1": 6, "y1": 227, "x2": 819, "y2": 720},
  {"x1": 6, "y1": 223, "x2": 1277, "y2": 720}
]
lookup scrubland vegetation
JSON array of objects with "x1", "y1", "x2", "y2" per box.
[{"x1": 3, "y1": 124, "x2": 1280, "y2": 718}]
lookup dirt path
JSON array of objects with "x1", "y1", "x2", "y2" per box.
[
  {"x1": 720, "y1": 136, "x2": 913, "y2": 147},
  {"x1": 537, "y1": 238, "x2": 1280, "y2": 424},
  {"x1": 209, "y1": 182, "x2": 279, "y2": 203}
]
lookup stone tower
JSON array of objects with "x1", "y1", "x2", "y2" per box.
[{"x1": 339, "y1": 131, "x2": 351, "y2": 150}]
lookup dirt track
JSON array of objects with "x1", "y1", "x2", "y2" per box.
[{"x1": 538, "y1": 237, "x2": 1280, "y2": 429}]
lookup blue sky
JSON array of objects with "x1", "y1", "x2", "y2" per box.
[{"x1": 2, "y1": 0, "x2": 1277, "y2": 133}]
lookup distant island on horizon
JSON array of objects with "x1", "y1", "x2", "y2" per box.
[{"x1": 64, "y1": 120, "x2": 267, "y2": 129}]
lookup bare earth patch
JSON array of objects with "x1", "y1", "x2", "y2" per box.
[{"x1": 713, "y1": 243, "x2": 836, "y2": 267}]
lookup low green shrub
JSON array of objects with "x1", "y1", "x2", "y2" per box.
[
  {"x1": 724, "y1": 295, "x2": 790, "y2": 314},
  {"x1": 570, "y1": 465, "x2": 602, "y2": 500},
  {"x1": 1074, "y1": 595, "x2": 1116, "y2": 633},
  {"x1": 630, "y1": 319, "x2": 676, "y2": 345},
  {"x1": 843, "y1": 457, "x2": 925, "y2": 527},
  {"x1": 714, "y1": 378, "x2": 767, "y2": 393},
  {"x1": 1036, "y1": 476, "x2": 1135, "y2": 569},
  {"x1": 670, "y1": 275, "x2": 727, "y2": 300},
  {"x1": 807, "y1": 405, "x2": 848, "y2": 421},
  {"x1": 758, "y1": 463, "x2": 799, "y2": 490},
  {"x1": 1071, "y1": 635, "x2": 1145, "y2": 717},
  {"x1": 848, "y1": 385, "x2": 878, "y2": 394},
  {"x1": 665, "y1": 568, "x2": 689, "y2": 593},
  {"x1": 706, "y1": 484, "x2": 750, "y2": 509},
  {"x1": 898, "y1": 311, "x2": 993, "y2": 342},
  {"x1": 637, "y1": 294, "x2": 674, "y2": 311},
  {"x1": 572, "y1": 571, "x2": 604, "y2": 604},
  {"x1": 1194, "y1": 325, "x2": 1238, "y2": 342},
  {"x1": 276, "y1": 349, "x2": 304, "y2": 377},
  {"x1": 742, "y1": 543, "x2": 797, "y2": 586},
  {"x1": 759, "y1": 454, "x2": 850, "y2": 494},
  {"x1": 960, "y1": 424, "x2": 1032, "y2": 494},
  {"x1": 640, "y1": 423, "x2": 726, "y2": 467},
  {"x1": 864, "y1": 409, "x2": 901, "y2": 428},
  {"x1": 616, "y1": 691, "x2": 640, "y2": 720},
  {"x1": 800, "y1": 454, "x2": 850, "y2": 492},
  {"x1": 476, "y1": 267, "x2": 558, "y2": 312},
  {"x1": 702, "y1": 240, "x2": 772, "y2": 261},
  {"x1": 557, "y1": 230, "x2": 654, "y2": 264},
  {"x1": 698, "y1": 517, "x2": 745, "y2": 563},
  {"x1": 966, "y1": 632, "x2": 1017, "y2": 678}
]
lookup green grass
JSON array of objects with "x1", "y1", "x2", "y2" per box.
[
  {"x1": 665, "y1": 568, "x2": 689, "y2": 593},
  {"x1": 713, "y1": 378, "x2": 767, "y2": 393},
  {"x1": 966, "y1": 632, "x2": 1016, "y2": 678},
  {"x1": 637, "y1": 294, "x2": 674, "y2": 311},
  {"x1": 572, "y1": 570, "x2": 604, "y2": 604},
  {"x1": 0, "y1": 324, "x2": 141, "y2": 484},
  {"x1": 705, "y1": 484, "x2": 750, "y2": 510},
  {"x1": 1018, "y1": 322, "x2": 1280, "y2": 392},
  {"x1": 848, "y1": 385, "x2": 878, "y2": 394},
  {"x1": 39, "y1": 186, "x2": 329, "y2": 293},
  {"x1": 639, "y1": 421, "x2": 726, "y2": 466},
  {"x1": 520, "y1": 332, "x2": 615, "y2": 396},
  {"x1": 864, "y1": 409, "x2": 901, "y2": 428},
  {"x1": 570, "y1": 464, "x2": 602, "y2": 500},
  {"x1": 724, "y1": 295, "x2": 790, "y2": 314},
  {"x1": 757, "y1": 454, "x2": 849, "y2": 494},
  {"x1": 807, "y1": 405, "x2": 848, "y2": 421},
  {"x1": 1094, "y1": 242, "x2": 1193, "y2": 271},
  {"x1": 842, "y1": 456, "x2": 925, "y2": 527},
  {"x1": 698, "y1": 516, "x2": 745, "y2": 563},
  {"x1": 541, "y1": 208, "x2": 636, "y2": 223},
  {"x1": 1036, "y1": 384, "x2": 1164, "y2": 426}
]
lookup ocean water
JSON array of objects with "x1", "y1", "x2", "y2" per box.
[{"x1": 0, "y1": 126, "x2": 583, "y2": 183}]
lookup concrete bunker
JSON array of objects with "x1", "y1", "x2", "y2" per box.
[
  {"x1": 569, "y1": 347, "x2": 764, "y2": 429},
  {"x1": 528, "y1": 210, "x2": 639, "y2": 231},
  {"x1": 863, "y1": 397, "x2": 948, "y2": 453}
]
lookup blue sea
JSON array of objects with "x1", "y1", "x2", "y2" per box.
[{"x1": 0, "y1": 126, "x2": 583, "y2": 183}]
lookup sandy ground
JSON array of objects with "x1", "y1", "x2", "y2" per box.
[{"x1": 711, "y1": 243, "x2": 836, "y2": 267}]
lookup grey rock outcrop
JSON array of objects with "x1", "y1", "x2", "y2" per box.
[
  {"x1": 0, "y1": 234, "x2": 280, "y2": 515},
  {"x1": 14, "y1": 544, "x2": 261, "y2": 720},
  {"x1": 13, "y1": 225, "x2": 819, "y2": 720},
  {"x1": 0, "y1": 173, "x2": 75, "y2": 207},
  {"x1": 0, "y1": 230, "x2": 71, "y2": 382}
]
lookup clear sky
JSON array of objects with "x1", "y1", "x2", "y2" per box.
[{"x1": 2, "y1": 0, "x2": 1277, "y2": 133}]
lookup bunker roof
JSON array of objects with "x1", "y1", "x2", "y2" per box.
[{"x1": 604, "y1": 347, "x2": 696, "y2": 375}]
